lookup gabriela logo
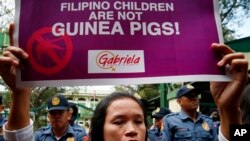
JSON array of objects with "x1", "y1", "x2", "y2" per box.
[
  {"x1": 97, "y1": 51, "x2": 141, "y2": 71},
  {"x1": 88, "y1": 50, "x2": 145, "y2": 73}
]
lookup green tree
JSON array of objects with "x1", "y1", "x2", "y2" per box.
[
  {"x1": 219, "y1": 0, "x2": 250, "y2": 41},
  {"x1": 114, "y1": 85, "x2": 138, "y2": 94},
  {"x1": 138, "y1": 84, "x2": 160, "y2": 100},
  {"x1": 0, "y1": 0, "x2": 14, "y2": 29}
]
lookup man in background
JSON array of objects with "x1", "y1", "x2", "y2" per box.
[
  {"x1": 210, "y1": 108, "x2": 220, "y2": 134},
  {"x1": 148, "y1": 107, "x2": 171, "y2": 141},
  {"x1": 35, "y1": 95, "x2": 87, "y2": 140},
  {"x1": 0, "y1": 95, "x2": 5, "y2": 141},
  {"x1": 68, "y1": 102, "x2": 88, "y2": 141},
  {"x1": 162, "y1": 85, "x2": 218, "y2": 141}
]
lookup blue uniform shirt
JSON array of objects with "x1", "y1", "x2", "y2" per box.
[
  {"x1": 71, "y1": 123, "x2": 87, "y2": 134},
  {"x1": 34, "y1": 124, "x2": 87, "y2": 141},
  {"x1": 148, "y1": 127, "x2": 164, "y2": 141},
  {"x1": 161, "y1": 111, "x2": 218, "y2": 141},
  {"x1": 0, "y1": 114, "x2": 6, "y2": 141}
]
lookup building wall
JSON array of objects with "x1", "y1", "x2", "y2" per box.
[
  {"x1": 0, "y1": 31, "x2": 10, "y2": 53},
  {"x1": 227, "y1": 36, "x2": 250, "y2": 70},
  {"x1": 63, "y1": 87, "x2": 115, "y2": 129},
  {"x1": 169, "y1": 99, "x2": 180, "y2": 112}
]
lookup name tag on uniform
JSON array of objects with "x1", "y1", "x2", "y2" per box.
[{"x1": 176, "y1": 128, "x2": 188, "y2": 131}]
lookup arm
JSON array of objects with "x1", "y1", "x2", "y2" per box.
[
  {"x1": 0, "y1": 24, "x2": 33, "y2": 140},
  {"x1": 210, "y1": 43, "x2": 248, "y2": 140}
]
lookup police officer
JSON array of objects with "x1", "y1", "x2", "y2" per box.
[
  {"x1": 161, "y1": 85, "x2": 218, "y2": 141},
  {"x1": 0, "y1": 95, "x2": 6, "y2": 141},
  {"x1": 34, "y1": 95, "x2": 87, "y2": 141},
  {"x1": 148, "y1": 107, "x2": 171, "y2": 141},
  {"x1": 68, "y1": 102, "x2": 88, "y2": 141}
]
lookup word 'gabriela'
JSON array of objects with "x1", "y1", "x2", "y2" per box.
[
  {"x1": 52, "y1": 21, "x2": 180, "y2": 36},
  {"x1": 61, "y1": 1, "x2": 174, "y2": 12},
  {"x1": 97, "y1": 52, "x2": 141, "y2": 67}
]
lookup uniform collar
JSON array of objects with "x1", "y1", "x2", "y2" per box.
[
  {"x1": 44, "y1": 124, "x2": 74, "y2": 136},
  {"x1": 179, "y1": 110, "x2": 189, "y2": 120},
  {"x1": 179, "y1": 110, "x2": 203, "y2": 122}
]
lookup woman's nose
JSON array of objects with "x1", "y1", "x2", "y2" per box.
[{"x1": 125, "y1": 122, "x2": 138, "y2": 137}]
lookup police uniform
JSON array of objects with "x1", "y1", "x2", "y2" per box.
[
  {"x1": 148, "y1": 127, "x2": 164, "y2": 141},
  {"x1": 68, "y1": 102, "x2": 89, "y2": 141},
  {"x1": 0, "y1": 96, "x2": 6, "y2": 141},
  {"x1": 148, "y1": 107, "x2": 172, "y2": 141},
  {"x1": 0, "y1": 114, "x2": 6, "y2": 141},
  {"x1": 34, "y1": 124, "x2": 86, "y2": 141},
  {"x1": 161, "y1": 111, "x2": 218, "y2": 141},
  {"x1": 34, "y1": 95, "x2": 87, "y2": 141},
  {"x1": 161, "y1": 85, "x2": 218, "y2": 141}
]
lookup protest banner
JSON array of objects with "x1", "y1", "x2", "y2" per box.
[{"x1": 14, "y1": 0, "x2": 229, "y2": 87}]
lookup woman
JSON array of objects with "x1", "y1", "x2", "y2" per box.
[
  {"x1": 210, "y1": 43, "x2": 248, "y2": 141},
  {"x1": 89, "y1": 92, "x2": 148, "y2": 141},
  {"x1": 240, "y1": 83, "x2": 250, "y2": 124}
]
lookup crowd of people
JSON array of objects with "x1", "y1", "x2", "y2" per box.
[{"x1": 0, "y1": 23, "x2": 249, "y2": 141}]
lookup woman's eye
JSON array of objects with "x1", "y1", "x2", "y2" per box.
[
  {"x1": 113, "y1": 119, "x2": 124, "y2": 125},
  {"x1": 134, "y1": 119, "x2": 143, "y2": 124}
]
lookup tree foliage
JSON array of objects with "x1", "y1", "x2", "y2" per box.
[
  {"x1": 0, "y1": 0, "x2": 14, "y2": 29},
  {"x1": 219, "y1": 0, "x2": 250, "y2": 41},
  {"x1": 114, "y1": 84, "x2": 160, "y2": 100},
  {"x1": 137, "y1": 84, "x2": 160, "y2": 100},
  {"x1": 114, "y1": 85, "x2": 138, "y2": 94}
]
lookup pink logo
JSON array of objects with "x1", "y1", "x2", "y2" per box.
[
  {"x1": 96, "y1": 51, "x2": 141, "y2": 71},
  {"x1": 27, "y1": 27, "x2": 73, "y2": 75}
]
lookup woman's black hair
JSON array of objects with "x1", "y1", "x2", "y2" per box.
[{"x1": 89, "y1": 92, "x2": 148, "y2": 141}]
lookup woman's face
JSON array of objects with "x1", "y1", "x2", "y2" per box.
[{"x1": 104, "y1": 98, "x2": 146, "y2": 141}]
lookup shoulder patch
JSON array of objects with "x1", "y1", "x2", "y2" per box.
[
  {"x1": 201, "y1": 114, "x2": 212, "y2": 119},
  {"x1": 165, "y1": 112, "x2": 178, "y2": 117},
  {"x1": 36, "y1": 125, "x2": 50, "y2": 132},
  {"x1": 73, "y1": 127, "x2": 85, "y2": 131},
  {"x1": 72, "y1": 126, "x2": 87, "y2": 135}
]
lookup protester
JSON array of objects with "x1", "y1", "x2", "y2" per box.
[
  {"x1": 89, "y1": 92, "x2": 147, "y2": 141},
  {"x1": 215, "y1": 81, "x2": 249, "y2": 141},
  {"x1": 148, "y1": 107, "x2": 171, "y2": 141},
  {"x1": 34, "y1": 94, "x2": 87, "y2": 140},
  {"x1": 0, "y1": 96, "x2": 6, "y2": 141},
  {"x1": 0, "y1": 25, "x2": 248, "y2": 141},
  {"x1": 161, "y1": 84, "x2": 218, "y2": 141},
  {"x1": 240, "y1": 84, "x2": 250, "y2": 124},
  {"x1": 210, "y1": 43, "x2": 248, "y2": 141}
]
